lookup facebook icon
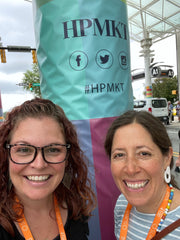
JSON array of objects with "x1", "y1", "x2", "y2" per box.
[
  {"x1": 76, "y1": 55, "x2": 81, "y2": 66},
  {"x1": 69, "y1": 51, "x2": 88, "y2": 71}
]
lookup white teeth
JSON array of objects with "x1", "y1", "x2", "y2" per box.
[
  {"x1": 126, "y1": 181, "x2": 148, "y2": 189},
  {"x1": 27, "y1": 175, "x2": 49, "y2": 181}
]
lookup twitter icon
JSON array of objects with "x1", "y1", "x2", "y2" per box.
[
  {"x1": 100, "y1": 55, "x2": 109, "y2": 64},
  {"x1": 96, "y1": 50, "x2": 113, "y2": 69}
]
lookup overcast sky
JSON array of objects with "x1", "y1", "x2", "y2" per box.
[
  {"x1": 0, "y1": 0, "x2": 178, "y2": 112},
  {"x1": 0, "y1": 0, "x2": 34, "y2": 112}
]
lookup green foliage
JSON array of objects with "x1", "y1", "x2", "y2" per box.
[
  {"x1": 3, "y1": 112, "x2": 7, "y2": 119},
  {"x1": 152, "y1": 76, "x2": 178, "y2": 103},
  {"x1": 22, "y1": 63, "x2": 41, "y2": 97}
]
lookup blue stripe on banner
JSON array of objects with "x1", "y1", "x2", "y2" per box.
[{"x1": 72, "y1": 119, "x2": 101, "y2": 239}]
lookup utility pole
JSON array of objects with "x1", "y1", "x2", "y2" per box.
[
  {"x1": 139, "y1": 32, "x2": 154, "y2": 98},
  {"x1": 176, "y1": 32, "x2": 180, "y2": 101}
]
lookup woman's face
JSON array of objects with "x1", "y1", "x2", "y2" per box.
[
  {"x1": 9, "y1": 117, "x2": 67, "y2": 202},
  {"x1": 110, "y1": 123, "x2": 172, "y2": 213}
]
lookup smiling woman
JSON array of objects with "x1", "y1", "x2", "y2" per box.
[
  {"x1": 104, "y1": 110, "x2": 180, "y2": 240},
  {"x1": 0, "y1": 98, "x2": 96, "y2": 240}
]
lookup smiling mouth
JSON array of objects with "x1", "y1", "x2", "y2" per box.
[
  {"x1": 125, "y1": 180, "x2": 149, "y2": 189},
  {"x1": 26, "y1": 175, "x2": 50, "y2": 182}
]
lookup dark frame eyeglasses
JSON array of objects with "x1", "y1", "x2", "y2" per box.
[{"x1": 6, "y1": 143, "x2": 71, "y2": 164}]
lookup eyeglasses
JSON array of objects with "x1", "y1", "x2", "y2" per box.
[{"x1": 6, "y1": 143, "x2": 71, "y2": 164}]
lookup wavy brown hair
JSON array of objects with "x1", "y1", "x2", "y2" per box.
[{"x1": 0, "y1": 98, "x2": 96, "y2": 236}]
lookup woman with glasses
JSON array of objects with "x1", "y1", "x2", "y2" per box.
[{"x1": 0, "y1": 98, "x2": 96, "y2": 240}]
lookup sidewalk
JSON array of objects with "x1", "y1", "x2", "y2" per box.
[
  {"x1": 166, "y1": 116, "x2": 180, "y2": 189},
  {"x1": 166, "y1": 116, "x2": 180, "y2": 130}
]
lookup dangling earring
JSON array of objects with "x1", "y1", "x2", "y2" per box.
[
  {"x1": 164, "y1": 166, "x2": 171, "y2": 183},
  {"x1": 62, "y1": 169, "x2": 72, "y2": 190}
]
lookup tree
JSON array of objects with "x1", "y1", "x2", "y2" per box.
[
  {"x1": 22, "y1": 63, "x2": 41, "y2": 97},
  {"x1": 152, "y1": 76, "x2": 178, "y2": 103}
]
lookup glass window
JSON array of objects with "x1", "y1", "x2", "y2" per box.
[
  {"x1": 134, "y1": 100, "x2": 146, "y2": 108},
  {"x1": 152, "y1": 100, "x2": 167, "y2": 108}
]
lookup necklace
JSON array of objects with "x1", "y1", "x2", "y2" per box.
[
  {"x1": 119, "y1": 184, "x2": 174, "y2": 240},
  {"x1": 156, "y1": 185, "x2": 174, "y2": 232},
  {"x1": 14, "y1": 195, "x2": 67, "y2": 240}
]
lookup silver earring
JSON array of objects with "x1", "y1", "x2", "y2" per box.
[{"x1": 164, "y1": 166, "x2": 171, "y2": 183}]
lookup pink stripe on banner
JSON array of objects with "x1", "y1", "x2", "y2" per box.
[{"x1": 90, "y1": 117, "x2": 120, "y2": 240}]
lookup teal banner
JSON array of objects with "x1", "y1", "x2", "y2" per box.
[
  {"x1": 32, "y1": 0, "x2": 133, "y2": 239},
  {"x1": 33, "y1": 0, "x2": 133, "y2": 121}
]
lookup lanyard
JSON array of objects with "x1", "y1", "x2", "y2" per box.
[
  {"x1": 119, "y1": 185, "x2": 170, "y2": 240},
  {"x1": 14, "y1": 195, "x2": 67, "y2": 240}
]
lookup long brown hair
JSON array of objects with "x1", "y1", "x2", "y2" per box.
[{"x1": 0, "y1": 98, "x2": 96, "y2": 235}]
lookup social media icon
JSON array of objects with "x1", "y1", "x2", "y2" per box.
[
  {"x1": 118, "y1": 51, "x2": 128, "y2": 70},
  {"x1": 100, "y1": 55, "x2": 109, "y2": 64},
  {"x1": 69, "y1": 51, "x2": 88, "y2": 71},
  {"x1": 76, "y1": 55, "x2": 81, "y2": 66},
  {"x1": 96, "y1": 50, "x2": 113, "y2": 69}
]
